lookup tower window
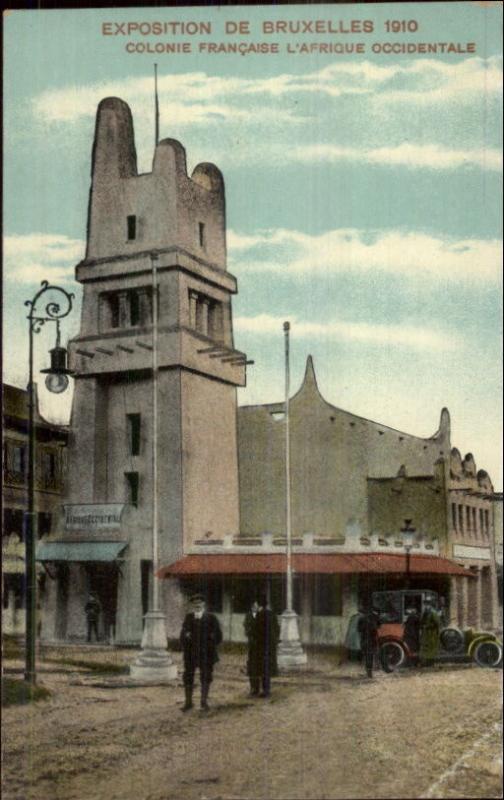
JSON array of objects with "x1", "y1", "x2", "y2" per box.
[
  {"x1": 108, "y1": 294, "x2": 120, "y2": 328},
  {"x1": 125, "y1": 472, "x2": 139, "y2": 507},
  {"x1": 127, "y1": 414, "x2": 141, "y2": 456},
  {"x1": 198, "y1": 222, "x2": 205, "y2": 248},
  {"x1": 127, "y1": 215, "x2": 137, "y2": 241},
  {"x1": 128, "y1": 291, "x2": 140, "y2": 326}
]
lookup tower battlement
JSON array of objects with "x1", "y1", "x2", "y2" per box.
[{"x1": 85, "y1": 97, "x2": 226, "y2": 268}]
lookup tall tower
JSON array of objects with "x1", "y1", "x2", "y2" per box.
[{"x1": 61, "y1": 97, "x2": 247, "y2": 643}]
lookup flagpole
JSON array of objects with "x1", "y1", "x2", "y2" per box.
[
  {"x1": 154, "y1": 63, "x2": 160, "y2": 147},
  {"x1": 277, "y1": 321, "x2": 307, "y2": 670},
  {"x1": 152, "y1": 253, "x2": 159, "y2": 612},
  {"x1": 284, "y1": 322, "x2": 293, "y2": 612}
]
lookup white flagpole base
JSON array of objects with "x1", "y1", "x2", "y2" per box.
[
  {"x1": 130, "y1": 610, "x2": 177, "y2": 682},
  {"x1": 277, "y1": 609, "x2": 307, "y2": 670}
]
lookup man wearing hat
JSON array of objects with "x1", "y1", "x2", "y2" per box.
[
  {"x1": 179, "y1": 593, "x2": 222, "y2": 712},
  {"x1": 246, "y1": 594, "x2": 279, "y2": 698}
]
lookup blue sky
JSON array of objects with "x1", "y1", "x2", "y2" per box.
[{"x1": 3, "y1": 3, "x2": 503, "y2": 486}]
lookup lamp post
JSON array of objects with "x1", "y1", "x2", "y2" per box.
[
  {"x1": 277, "y1": 322, "x2": 307, "y2": 670},
  {"x1": 24, "y1": 281, "x2": 74, "y2": 685},
  {"x1": 401, "y1": 519, "x2": 416, "y2": 590}
]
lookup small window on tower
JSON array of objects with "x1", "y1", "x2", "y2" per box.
[
  {"x1": 127, "y1": 414, "x2": 141, "y2": 456},
  {"x1": 125, "y1": 472, "x2": 139, "y2": 507},
  {"x1": 127, "y1": 215, "x2": 137, "y2": 241},
  {"x1": 108, "y1": 294, "x2": 120, "y2": 328},
  {"x1": 128, "y1": 291, "x2": 140, "y2": 326},
  {"x1": 199, "y1": 222, "x2": 205, "y2": 248}
]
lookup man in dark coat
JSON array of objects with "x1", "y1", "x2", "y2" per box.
[
  {"x1": 357, "y1": 605, "x2": 380, "y2": 678},
  {"x1": 403, "y1": 606, "x2": 421, "y2": 654},
  {"x1": 246, "y1": 594, "x2": 280, "y2": 698},
  {"x1": 180, "y1": 593, "x2": 222, "y2": 712},
  {"x1": 84, "y1": 594, "x2": 101, "y2": 642},
  {"x1": 244, "y1": 599, "x2": 260, "y2": 695},
  {"x1": 419, "y1": 599, "x2": 440, "y2": 666}
]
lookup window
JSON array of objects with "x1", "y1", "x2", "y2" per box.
[
  {"x1": 108, "y1": 294, "x2": 120, "y2": 329},
  {"x1": 312, "y1": 575, "x2": 342, "y2": 616},
  {"x1": 208, "y1": 301, "x2": 223, "y2": 342},
  {"x1": 465, "y1": 506, "x2": 471, "y2": 531},
  {"x1": 479, "y1": 509, "x2": 484, "y2": 535},
  {"x1": 472, "y1": 508, "x2": 477, "y2": 536},
  {"x1": 189, "y1": 290, "x2": 224, "y2": 341},
  {"x1": 101, "y1": 288, "x2": 152, "y2": 331},
  {"x1": 3, "y1": 508, "x2": 24, "y2": 539},
  {"x1": 37, "y1": 512, "x2": 52, "y2": 539},
  {"x1": 451, "y1": 503, "x2": 457, "y2": 530},
  {"x1": 127, "y1": 414, "x2": 141, "y2": 456},
  {"x1": 125, "y1": 472, "x2": 139, "y2": 507},
  {"x1": 128, "y1": 291, "x2": 140, "y2": 326},
  {"x1": 127, "y1": 215, "x2": 137, "y2": 241},
  {"x1": 198, "y1": 222, "x2": 205, "y2": 248},
  {"x1": 231, "y1": 578, "x2": 259, "y2": 614},
  {"x1": 3, "y1": 574, "x2": 24, "y2": 610},
  {"x1": 484, "y1": 509, "x2": 490, "y2": 534},
  {"x1": 12, "y1": 445, "x2": 26, "y2": 476},
  {"x1": 458, "y1": 505, "x2": 464, "y2": 533},
  {"x1": 42, "y1": 451, "x2": 57, "y2": 483}
]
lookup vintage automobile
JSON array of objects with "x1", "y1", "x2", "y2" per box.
[{"x1": 372, "y1": 589, "x2": 503, "y2": 671}]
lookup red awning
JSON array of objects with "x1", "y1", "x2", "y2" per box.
[{"x1": 157, "y1": 552, "x2": 474, "y2": 578}]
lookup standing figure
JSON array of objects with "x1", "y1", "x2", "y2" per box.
[
  {"x1": 436, "y1": 596, "x2": 448, "y2": 628},
  {"x1": 358, "y1": 605, "x2": 380, "y2": 678},
  {"x1": 85, "y1": 594, "x2": 101, "y2": 642},
  {"x1": 244, "y1": 599, "x2": 260, "y2": 695},
  {"x1": 180, "y1": 593, "x2": 222, "y2": 712},
  {"x1": 403, "y1": 607, "x2": 421, "y2": 656},
  {"x1": 251, "y1": 594, "x2": 280, "y2": 698},
  {"x1": 419, "y1": 599, "x2": 440, "y2": 666}
]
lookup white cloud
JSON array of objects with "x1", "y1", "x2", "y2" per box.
[
  {"x1": 32, "y1": 74, "x2": 296, "y2": 127},
  {"x1": 292, "y1": 143, "x2": 502, "y2": 172},
  {"x1": 229, "y1": 228, "x2": 502, "y2": 284},
  {"x1": 4, "y1": 234, "x2": 85, "y2": 284},
  {"x1": 234, "y1": 313, "x2": 457, "y2": 352},
  {"x1": 32, "y1": 56, "x2": 502, "y2": 125}
]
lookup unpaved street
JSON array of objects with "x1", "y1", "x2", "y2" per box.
[{"x1": 2, "y1": 646, "x2": 502, "y2": 800}]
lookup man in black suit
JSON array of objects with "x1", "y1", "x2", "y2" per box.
[
  {"x1": 180, "y1": 593, "x2": 222, "y2": 712},
  {"x1": 358, "y1": 604, "x2": 380, "y2": 678},
  {"x1": 248, "y1": 594, "x2": 280, "y2": 698}
]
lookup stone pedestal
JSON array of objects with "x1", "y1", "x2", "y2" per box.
[
  {"x1": 277, "y1": 609, "x2": 307, "y2": 670},
  {"x1": 130, "y1": 610, "x2": 177, "y2": 682}
]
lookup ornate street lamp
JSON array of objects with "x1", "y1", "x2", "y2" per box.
[
  {"x1": 401, "y1": 519, "x2": 416, "y2": 589},
  {"x1": 24, "y1": 281, "x2": 74, "y2": 685}
]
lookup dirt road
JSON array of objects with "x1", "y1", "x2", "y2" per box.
[{"x1": 2, "y1": 647, "x2": 502, "y2": 800}]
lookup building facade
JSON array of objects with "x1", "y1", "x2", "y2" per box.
[
  {"x1": 36, "y1": 95, "x2": 499, "y2": 648},
  {"x1": 2, "y1": 384, "x2": 68, "y2": 636},
  {"x1": 160, "y1": 358, "x2": 494, "y2": 644},
  {"x1": 38, "y1": 97, "x2": 248, "y2": 644}
]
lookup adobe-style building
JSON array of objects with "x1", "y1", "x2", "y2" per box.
[
  {"x1": 162, "y1": 358, "x2": 496, "y2": 643},
  {"x1": 2, "y1": 384, "x2": 68, "y2": 636},
  {"x1": 38, "y1": 97, "x2": 248, "y2": 644},
  {"x1": 36, "y1": 95, "x2": 499, "y2": 647}
]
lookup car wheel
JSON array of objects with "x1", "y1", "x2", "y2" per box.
[
  {"x1": 440, "y1": 627, "x2": 465, "y2": 654},
  {"x1": 473, "y1": 640, "x2": 503, "y2": 668},
  {"x1": 379, "y1": 641, "x2": 406, "y2": 673}
]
